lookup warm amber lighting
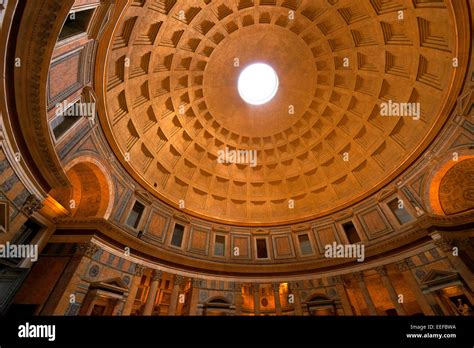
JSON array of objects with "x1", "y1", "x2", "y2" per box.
[
  {"x1": 442, "y1": 286, "x2": 461, "y2": 296},
  {"x1": 428, "y1": 155, "x2": 474, "y2": 215},
  {"x1": 279, "y1": 282, "x2": 288, "y2": 294}
]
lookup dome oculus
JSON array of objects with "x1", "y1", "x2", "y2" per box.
[{"x1": 238, "y1": 63, "x2": 279, "y2": 105}]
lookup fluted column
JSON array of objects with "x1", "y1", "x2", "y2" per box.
[
  {"x1": 333, "y1": 276, "x2": 353, "y2": 315},
  {"x1": 233, "y1": 282, "x2": 243, "y2": 315},
  {"x1": 142, "y1": 270, "x2": 162, "y2": 316},
  {"x1": 189, "y1": 278, "x2": 202, "y2": 316},
  {"x1": 253, "y1": 284, "x2": 260, "y2": 316},
  {"x1": 168, "y1": 275, "x2": 186, "y2": 315},
  {"x1": 396, "y1": 259, "x2": 435, "y2": 315},
  {"x1": 354, "y1": 272, "x2": 377, "y2": 315},
  {"x1": 290, "y1": 282, "x2": 303, "y2": 315},
  {"x1": 431, "y1": 233, "x2": 474, "y2": 292},
  {"x1": 122, "y1": 264, "x2": 145, "y2": 315},
  {"x1": 376, "y1": 266, "x2": 406, "y2": 315},
  {"x1": 273, "y1": 283, "x2": 282, "y2": 315}
]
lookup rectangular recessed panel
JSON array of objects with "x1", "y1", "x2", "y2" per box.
[
  {"x1": 317, "y1": 226, "x2": 338, "y2": 248},
  {"x1": 189, "y1": 228, "x2": 208, "y2": 253},
  {"x1": 232, "y1": 236, "x2": 249, "y2": 258},
  {"x1": 146, "y1": 211, "x2": 167, "y2": 240},
  {"x1": 274, "y1": 235, "x2": 292, "y2": 257},
  {"x1": 48, "y1": 50, "x2": 83, "y2": 106},
  {"x1": 0, "y1": 201, "x2": 8, "y2": 233},
  {"x1": 360, "y1": 208, "x2": 390, "y2": 235}
]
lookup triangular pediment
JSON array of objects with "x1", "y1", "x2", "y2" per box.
[
  {"x1": 135, "y1": 190, "x2": 153, "y2": 204},
  {"x1": 420, "y1": 269, "x2": 458, "y2": 284},
  {"x1": 292, "y1": 224, "x2": 310, "y2": 232},
  {"x1": 174, "y1": 213, "x2": 190, "y2": 223},
  {"x1": 409, "y1": 176, "x2": 424, "y2": 198},
  {"x1": 90, "y1": 277, "x2": 129, "y2": 292},
  {"x1": 376, "y1": 186, "x2": 397, "y2": 202},
  {"x1": 457, "y1": 89, "x2": 472, "y2": 116}
]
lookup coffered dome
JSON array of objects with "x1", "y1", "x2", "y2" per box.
[
  {"x1": 1, "y1": 0, "x2": 473, "y2": 322},
  {"x1": 101, "y1": 0, "x2": 465, "y2": 225}
]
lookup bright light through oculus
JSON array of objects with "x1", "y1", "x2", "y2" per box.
[{"x1": 238, "y1": 63, "x2": 279, "y2": 105}]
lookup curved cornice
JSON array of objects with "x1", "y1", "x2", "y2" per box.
[
  {"x1": 54, "y1": 210, "x2": 474, "y2": 278},
  {"x1": 13, "y1": 0, "x2": 73, "y2": 189}
]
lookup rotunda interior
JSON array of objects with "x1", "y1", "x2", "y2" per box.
[{"x1": 0, "y1": 0, "x2": 472, "y2": 320}]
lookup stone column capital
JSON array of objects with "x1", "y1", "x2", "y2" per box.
[
  {"x1": 134, "y1": 264, "x2": 146, "y2": 276},
  {"x1": 332, "y1": 275, "x2": 349, "y2": 284},
  {"x1": 252, "y1": 284, "x2": 260, "y2": 293},
  {"x1": 353, "y1": 271, "x2": 365, "y2": 282},
  {"x1": 434, "y1": 238, "x2": 454, "y2": 252},
  {"x1": 430, "y1": 232, "x2": 457, "y2": 252},
  {"x1": 22, "y1": 194, "x2": 44, "y2": 216},
  {"x1": 192, "y1": 278, "x2": 203, "y2": 288},
  {"x1": 289, "y1": 281, "x2": 302, "y2": 290},
  {"x1": 397, "y1": 258, "x2": 416, "y2": 271},
  {"x1": 376, "y1": 265, "x2": 388, "y2": 277},
  {"x1": 450, "y1": 237, "x2": 473, "y2": 249},
  {"x1": 174, "y1": 274, "x2": 186, "y2": 286},
  {"x1": 396, "y1": 260, "x2": 408, "y2": 272},
  {"x1": 76, "y1": 242, "x2": 100, "y2": 257},
  {"x1": 151, "y1": 269, "x2": 163, "y2": 281}
]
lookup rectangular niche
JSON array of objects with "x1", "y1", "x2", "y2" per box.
[
  {"x1": 126, "y1": 201, "x2": 145, "y2": 229},
  {"x1": 387, "y1": 197, "x2": 413, "y2": 225},
  {"x1": 50, "y1": 100, "x2": 83, "y2": 142},
  {"x1": 256, "y1": 238, "x2": 269, "y2": 259},
  {"x1": 342, "y1": 221, "x2": 361, "y2": 244},
  {"x1": 48, "y1": 48, "x2": 85, "y2": 109},
  {"x1": 170, "y1": 223, "x2": 185, "y2": 248},
  {"x1": 298, "y1": 233, "x2": 313, "y2": 255},
  {"x1": 58, "y1": 9, "x2": 95, "y2": 42},
  {"x1": 213, "y1": 235, "x2": 226, "y2": 257}
]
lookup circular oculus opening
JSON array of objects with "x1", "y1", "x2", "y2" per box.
[{"x1": 238, "y1": 63, "x2": 279, "y2": 105}]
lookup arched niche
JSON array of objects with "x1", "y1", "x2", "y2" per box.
[
  {"x1": 50, "y1": 157, "x2": 114, "y2": 218},
  {"x1": 426, "y1": 155, "x2": 474, "y2": 215}
]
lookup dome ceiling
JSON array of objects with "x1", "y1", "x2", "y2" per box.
[{"x1": 101, "y1": 0, "x2": 464, "y2": 225}]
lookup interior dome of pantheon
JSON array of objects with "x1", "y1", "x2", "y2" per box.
[
  {"x1": 102, "y1": 0, "x2": 465, "y2": 225},
  {"x1": 0, "y1": 0, "x2": 472, "y2": 318}
]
